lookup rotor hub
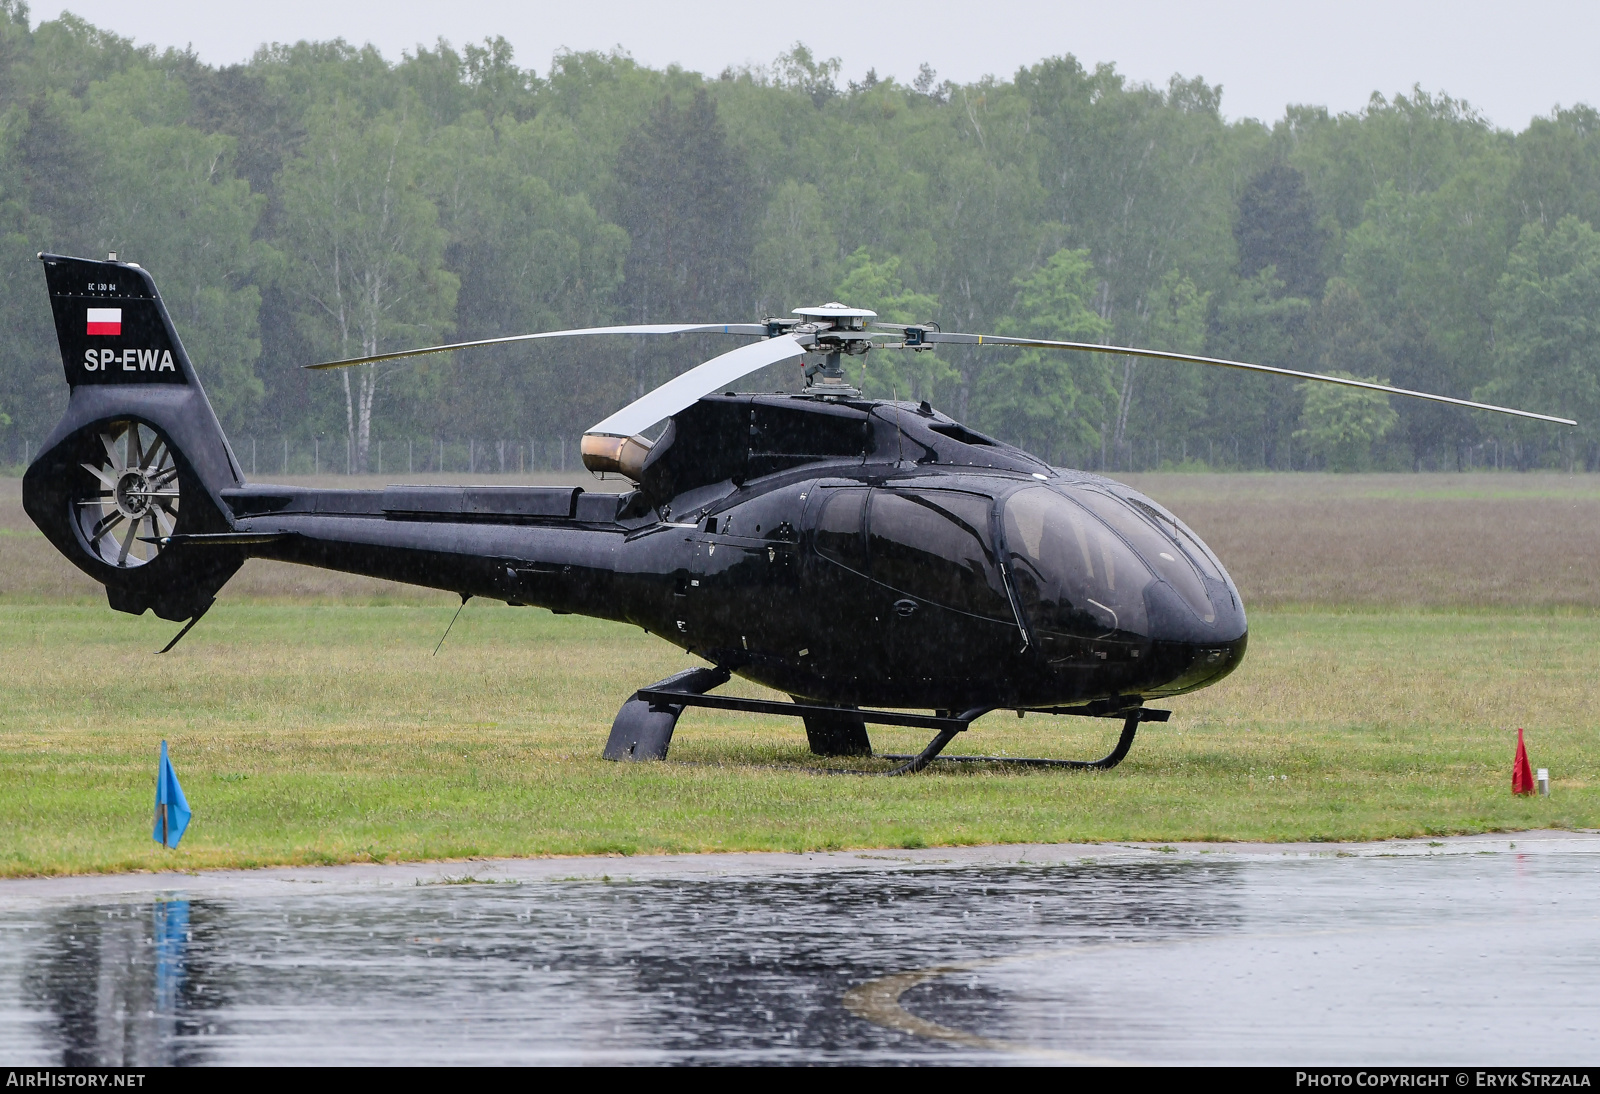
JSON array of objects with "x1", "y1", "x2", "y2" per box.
[
  {"x1": 786, "y1": 303, "x2": 877, "y2": 396},
  {"x1": 791, "y1": 302, "x2": 876, "y2": 330},
  {"x1": 115, "y1": 469, "x2": 154, "y2": 519}
]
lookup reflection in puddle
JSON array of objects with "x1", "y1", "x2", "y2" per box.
[
  {"x1": 21, "y1": 898, "x2": 223, "y2": 1066},
  {"x1": 2, "y1": 853, "x2": 1596, "y2": 1065},
  {"x1": 5, "y1": 864, "x2": 1235, "y2": 1065}
]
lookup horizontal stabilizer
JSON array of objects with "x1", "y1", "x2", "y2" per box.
[{"x1": 155, "y1": 532, "x2": 288, "y2": 547}]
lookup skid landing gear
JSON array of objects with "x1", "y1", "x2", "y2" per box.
[
  {"x1": 602, "y1": 667, "x2": 730, "y2": 761},
  {"x1": 603, "y1": 675, "x2": 1169, "y2": 774},
  {"x1": 878, "y1": 707, "x2": 1168, "y2": 773}
]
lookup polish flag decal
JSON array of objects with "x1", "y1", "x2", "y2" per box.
[{"x1": 86, "y1": 308, "x2": 122, "y2": 336}]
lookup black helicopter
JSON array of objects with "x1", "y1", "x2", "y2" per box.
[{"x1": 22, "y1": 253, "x2": 1574, "y2": 773}]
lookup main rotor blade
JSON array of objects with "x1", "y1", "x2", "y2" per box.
[
  {"x1": 586, "y1": 334, "x2": 807, "y2": 438},
  {"x1": 302, "y1": 323, "x2": 768, "y2": 371},
  {"x1": 881, "y1": 328, "x2": 1576, "y2": 426}
]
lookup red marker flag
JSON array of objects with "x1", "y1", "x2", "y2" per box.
[
  {"x1": 86, "y1": 307, "x2": 121, "y2": 336},
  {"x1": 1512, "y1": 728, "x2": 1535, "y2": 795}
]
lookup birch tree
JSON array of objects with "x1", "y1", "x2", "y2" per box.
[{"x1": 276, "y1": 99, "x2": 457, "y2": 471}]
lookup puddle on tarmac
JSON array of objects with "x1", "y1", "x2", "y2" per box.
[{"x1": 0, "y1": 852, "x2": 1595, "y2": 1065}]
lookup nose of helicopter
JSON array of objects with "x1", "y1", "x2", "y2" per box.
[
  {"x1": 1095, "y1": 487, "x2": 1249, "y2": 695},
  {"x1": 1007, "y1": 482, "x2": 1248, "y2": 696},
  {"x1": 1139, "y1": 566, "x2": 1249, "y2": 695}
]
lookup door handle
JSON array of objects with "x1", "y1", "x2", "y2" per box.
[{"x1": 893, "y1": 598, "x2": 918, "y2": 618}]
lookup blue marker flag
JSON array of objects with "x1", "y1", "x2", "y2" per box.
[{"x1": 152, "y1": 740, "x2": 191, "y2": 849}]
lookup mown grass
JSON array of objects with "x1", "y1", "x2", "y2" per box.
[{"x1": 0, "y1": 601, "x2": 1593, "y2": 876}]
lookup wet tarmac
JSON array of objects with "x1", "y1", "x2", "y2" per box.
[{"x1": 0, "y1": 833, "x2": 1596, "y2": 1065}]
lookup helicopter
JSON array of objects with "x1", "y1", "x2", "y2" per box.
[{"x1": 21, "y1": 253, "x2": 1575, "y2": 774}]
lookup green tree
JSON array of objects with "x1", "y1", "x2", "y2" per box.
[
  {"x1": 751, "y1": 180, "x2": 838, "y2": 318},
  {"x1": 832, "y1": 247, "x2": 956, "y2": 405},
  {"x1": 1120, "y1": 269, "x2": 1209, "y2": 460},
  {"x1": 0, "y1": 7, "x2": 207, "y2": 441},
  {"x1": 975, "y1": 247, "x2": 1110, "y2": 463},
  {"x1": 1341, "y1": 170, "x2": 1510, "y2": 395},
  {"x1": 613, "y1": 89, "x2": 754, "y2": 399},
  {"x1": 771, "y1": 43, "x2": 840, "y2": 109},
  {"x1": 69, "y1": 68, "x2": 268, "y2": 431},
  {"x1": 1293, "y1": 89, "x2": 1513, "y2": 465},
  {"x1": 1235, "y1": 163, "x2": 1327, "y2": 300},
  {"x1": 426, "y1": 108, "x2": 628, "y2": 443},
  {"x1": 1510, "y1": 105, "x2": 1600, "y2": 230},
  {"x1": 1287, "y1": 88, "x2": 1508, "y2": 245},
  {"x1": 275, "y1": 98, "x2": 459, "y2": 471},
  {"x1": 1293, "y1": 373, "x2": 1397, "y2": 471},
  {"x1": 1314, "y1": 279, "x2": 1390, "y2": 378},
  {"x1": 1485, "y1": 216, "x2": 1600, "y2": 466},
  {"x1": 1205, "y1": 268, "x2": 1315, "y2": 467},
  {"x1": 1018, "y1": 59, "x2": 1239, "y2": 351}
]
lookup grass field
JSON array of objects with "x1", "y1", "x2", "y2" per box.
[{"x1": 0, "y1": 472, "x2": 1596, "y2": 875}]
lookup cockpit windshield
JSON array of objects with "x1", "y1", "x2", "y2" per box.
[
  {"x1": 1002, "y1": 487, "x2": 1151, "y2": 639},
  {"x1": 1073, "y1": 490, "x2": 1216, "y2": 623}
]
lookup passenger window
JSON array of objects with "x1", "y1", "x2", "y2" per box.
[
  {"x1": 867, "y1": 490, "x2": 1010, "y2": 619},
  {"x1": 1003, "y1": 487, "x2": 1151, "y2": 638},
  {"x1": 814, "y1": 489, "x2": 867, "y2": 572},
  {"x1": 1074, "y1": 491, "x2": 1215, "y2": 623}
]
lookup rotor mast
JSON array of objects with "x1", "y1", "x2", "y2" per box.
[{"x1": 783, "y1": 303, "x2": 878, "y2": 398}]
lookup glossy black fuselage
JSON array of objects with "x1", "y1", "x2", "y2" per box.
[
  {"x1": 12, "y1": 252, "x2": 1243, "y2": 719},
  {"x1": 211, "y1": 394, "x2": 1247, "y2": 710}
]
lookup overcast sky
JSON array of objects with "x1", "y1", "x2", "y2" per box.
[{"x1": 25, "y1": 0, "x2": 1599, "y2": 130}]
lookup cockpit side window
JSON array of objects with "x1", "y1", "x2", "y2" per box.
[
  {"x1": 1003, "y1": 487, "x2": 1151, "y2": 639},
  {"x1": 1074, "y1": 491, "x2": 1216, "y2": 623},
  {"x1": 813, "y1": 488, "x2": 867, "y2": 573},
  {"x1": 867, "y1": 490, "x2": 1010, "y2": 620}
]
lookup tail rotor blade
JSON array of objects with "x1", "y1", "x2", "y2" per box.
[
  {"x1": 879, "y1": 327, "x2": 1576, "y2": 426},
  {"x1": 302, "y1": 323, "x2": 768, "y2": 371}
]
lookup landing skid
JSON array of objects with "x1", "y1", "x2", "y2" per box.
[
  {"x1": 604, "y1": 672, "x2": 1169, "y2": 775},
  {"x1": 878, "y1": 707, "x2": 1169, "y2": 774}
]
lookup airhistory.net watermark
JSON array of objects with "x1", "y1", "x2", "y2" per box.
[{"x1": 5, "y1": 1074, "x2": 146, "y2": 1088}]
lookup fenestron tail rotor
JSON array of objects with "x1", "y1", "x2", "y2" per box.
[{"x1": 73, "y1": 419, "x2": 181, "y2": 568}]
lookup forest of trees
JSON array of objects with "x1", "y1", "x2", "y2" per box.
[{"x1": 3, "y1": 3, "x2": 1599, "y2": 474}]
